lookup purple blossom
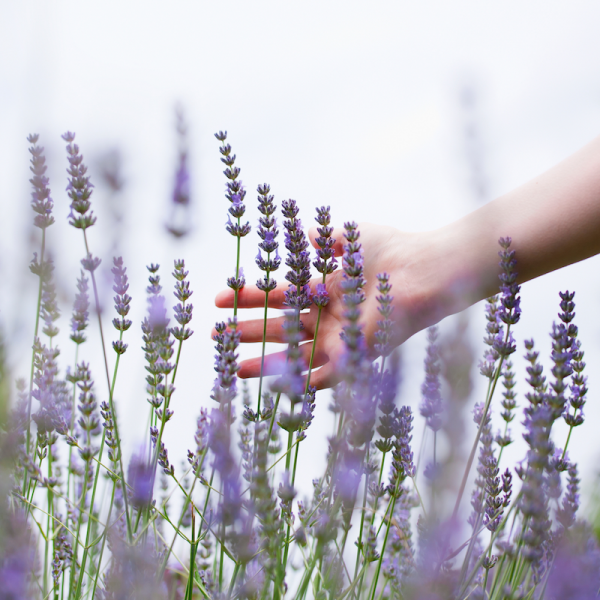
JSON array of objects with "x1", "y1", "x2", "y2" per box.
[
  {"x1": 497, "y1": 236, "x2": 521, "y2": 325},
  {"x1": 390, "y1": 405, "x2": 415, "y2": 488},
  {"x1": 171, "y1": 259, "x2": 194, "y2": 341},
  {"x1": 70, "y1": 271, "x2": 90, "y2": 345},
  {"x1": 338, "y1": 221, "x2": 367, "y2": 380},
  {"x1": 374, "y1": 273, "x2": 394, "y2": 357},
  {"x1": 0, "y1": 509, "x2": 37, "y2": 599},
  {"x1": 111, "y1": 257, "x2": 132, "y2": 355},
  {"x1": 31, "y1": 340, "x2": 70, "y2": 435},
  {"x1": 62, "y1": 131, "x2": 96, "y2": 231},
  {"x1": 40, "y1": 268, "x2": 60, "y2": 340},
  {"x1": 256, "y1": 184, "x2": 281, "y2": 293},
  {"x1": 128, "y1": 452, "x2": 154, "y2": 509},
  {"x1": 211, "y1": 318, "x2": 241, "y2": 407},
  {"x1": 419, "y1": 326, "x2": 443, "y2": 432},
  {"x1": 557, "y1": 462, "x2": 580, "y2": 529},
  {"x1": 27, "y1": 133, "x2": 55, "y2": 230},
  {"x1": 282, "y1": 199, "x2": 312, "y2": 311},
  {"x1": 215, "y1": 131, "x2": 251, "y2": 243},
  {"x1": 312, "y1": 205, "x2": 338, "y2": 275},
  {"x1": 81, "y1": 253, "x2": 101, "y2": 272},
  {"x1": 312, "y1": 282, "x2": 329, "y2": 308}
]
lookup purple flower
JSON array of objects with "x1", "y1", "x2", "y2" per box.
[
  {"x1": 338, "y1": 221, "x2": 367, "y2": 378},
  {"x1": 111, "y1": 257, "x2": 132, "y2": 344},
  {"x1": 495, "y1": 359, "x2": 516, "y2": 449},
  {"x1": 128, "y1": 452, "x2": 154, "y2": 509},
  {"x1": 0, "y1": 509, "x2": 37, "y2": 600},
  {"x1": 211, "y1": 318, "x2": 241, "y2": 407},
  {"x1": 282, "y1": 199, "x2": 312, "y2": 311},
  {"x1": 70, "y1": 271, "x2": 90, "y2": 345},
  {"x1": 557, "y1": 462, "x2": 580, "y2": 529},
  {"x1": 312, "y1": 205, "x2": 338, "y2": 275},
  {"x1": 389, "y1": 405, "x2": 415, "y2": 488},
  {"x1": 313, "y1": 282, "x2": 329, "y2": 308},
  {"x1": 419, "y1": 326, "x2": 443, "y2": 432},
  {"x1": 256, "y1": 184, "x2": 281, "y2": 293},
  {"x1": 374, "y1": 273, "x2": 394, "y2": 357},
  {"x1": 27, "y1": 133, "x2": 55, "y2": 230},
  {"x1": 40, "y1": 267, "x2": 60, "y2": 340},
  {"x1": 31, "y1": 340, "x2": 70, "y2": 435},
  {"x1": 546, "y1": 525, "x2": 600, "y2": 599},
  {"x1": 215, "y1": 131, "x2": 251, "y2": 237},
  {"x1": 166, "y1": 107, "x2": 193, "y2": 237},
  {"x1": 62, "y1": 131, "x2": 96, "y2": 231},
  {"x1": 142, "y1": 265, "x2": 174, "y2": 410},
  {"x1": 497, "y1": 236, "x2": 521, "y2": 325},
  {"x1": 171, "y1": 259, "x2": 194, "y2": 342},
  {"x1": 81, "y1": 253, "x2": 101, "y2": 272}
]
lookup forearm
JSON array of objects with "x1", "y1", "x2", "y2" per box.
[{"x1": 420, "y1": 134, "x2": 600, "y2": 318}]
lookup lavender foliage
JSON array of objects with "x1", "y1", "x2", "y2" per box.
[{"x1": 4, "y1": 132, "x2": 600, "y2": 600}]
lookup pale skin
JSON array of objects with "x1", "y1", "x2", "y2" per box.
[{"x1": 215, "y1": 135, "x2": 600, "y2": 389}]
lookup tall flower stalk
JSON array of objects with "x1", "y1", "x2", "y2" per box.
[
  {"x1": 215, "y1": 131, "x2": 250, "y2": 316},
  {"x1": 255, "y1": 183, "x2": 280, "y2": 415}
]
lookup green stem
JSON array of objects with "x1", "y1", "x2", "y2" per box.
[
  {"x1": 256, "y1": 291, "x2": 269, "y2": 416},
  {"x1": 368, "y1": 490, "x2": 398, "y2": 600},
  {"x1": 82, "y1": 229, "x2": 133, "y2": 542},
  {"x1": 43, "y1": 446, "x2": 52, "y2": 597},
  {"x1": 352, "y1": 454, "x2": 372, "y2": 590},
  {"x1": 74, "y1": 430, "x2": 106, "y2": 598},
  {"x1": 25, "y1": 229, "x2": 46, "y2": 473},
  {"x1": 91, "y1": 480, "x2": 116, "y2": 599},
  {"x1": 66, "y1": 345, "x2": 80, "y2": 509},
  {"x1": 452, "y1": 326, "x2": 511, "y2": 520},
  {"x1": 234, "y1": 220, "x2": 241, "y2": 317}
]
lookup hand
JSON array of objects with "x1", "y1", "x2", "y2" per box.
[{"x1": 214, "y1": 222, "x2": 449, "y2": 389}]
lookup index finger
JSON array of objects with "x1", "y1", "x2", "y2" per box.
[
  {"x1": 215, "y1": 285, "x2": 287, "y2": 309},
  {"x1": 214, "y1": 277, "x2": 332, "y2": 310}
]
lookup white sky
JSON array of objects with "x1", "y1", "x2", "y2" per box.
[{"x1": 2, "y1": 1, "x2": 600, "y2": 513}]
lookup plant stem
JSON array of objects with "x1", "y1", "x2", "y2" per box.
[
  {"x1": 82, "y1": 229, "x2": 133, "y2": 542},
  {"x1": 25, "y1": 229, "x2": 46, "y2": 498},
  {"x1": 452, "y1": 327, "x2": 511, "y2": 520}
]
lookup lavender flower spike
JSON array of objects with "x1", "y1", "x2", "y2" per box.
[
  {"x1": 112, "y1": 257, "x2": 132, "y2": 355},
  {"x1": 313, "y1": 205, "x2": 338, "y2": 276},
  {"x1": 419, "y1": 326, "x2": 443, "y2": 432},
  {"x1": 255, "y1": 183, "x2": 281, "y2": 292},
  {"x1": 62, "y1": 131, "x2": 96, "y2": 231},
  {"x1": 282, "y1": 199, "x2": 312, "y2": 311},
  {"x1": 28, "y1": 134, "x2": 55, "y2": 230},
  {"x1": 70, "y1": 271, "x2": 90, "y2": 345},
  {"x1": 171, "y1": 259, "x2": 194, "y2": 342},
  {"x1": 374, "y1": 273, "x2": 394, "y2": 357}
]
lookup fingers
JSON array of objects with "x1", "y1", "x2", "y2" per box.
[
  {"x1": 215, "y1": 285, "x2": 288, "y2": 309},
  {"x1": 237, "y1": 341, "x2": 329, "y2": 379},
  {"x1": 235, "y1": 313, "x2": 318, "y2": 343}
]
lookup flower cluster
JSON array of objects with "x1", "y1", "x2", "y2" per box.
[
  {"x1": 7, "y1": 131, "x2": 600, "y2": 600},
  {"x1": 282, "y1": 199, "x2": 312, "y2": 311},
  {"x1": 256, "y1": 183, "x2": 281, "y2": 293}
]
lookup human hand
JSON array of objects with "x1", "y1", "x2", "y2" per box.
[{"x1": 214, "y1": 222, "x2": 456, "y2": 389}]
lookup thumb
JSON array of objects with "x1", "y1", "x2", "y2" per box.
[{"x1": 308, "y1": 226, "x2": 346, "y2": 259}]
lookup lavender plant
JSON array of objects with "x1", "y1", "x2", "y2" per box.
[{"x1": 1, "y1": 130, "x2": 599, "y2": 600}]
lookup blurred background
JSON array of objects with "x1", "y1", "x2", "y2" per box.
[{"x1": 2, "y1": 0, "x2": 600, "y2": 515}]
